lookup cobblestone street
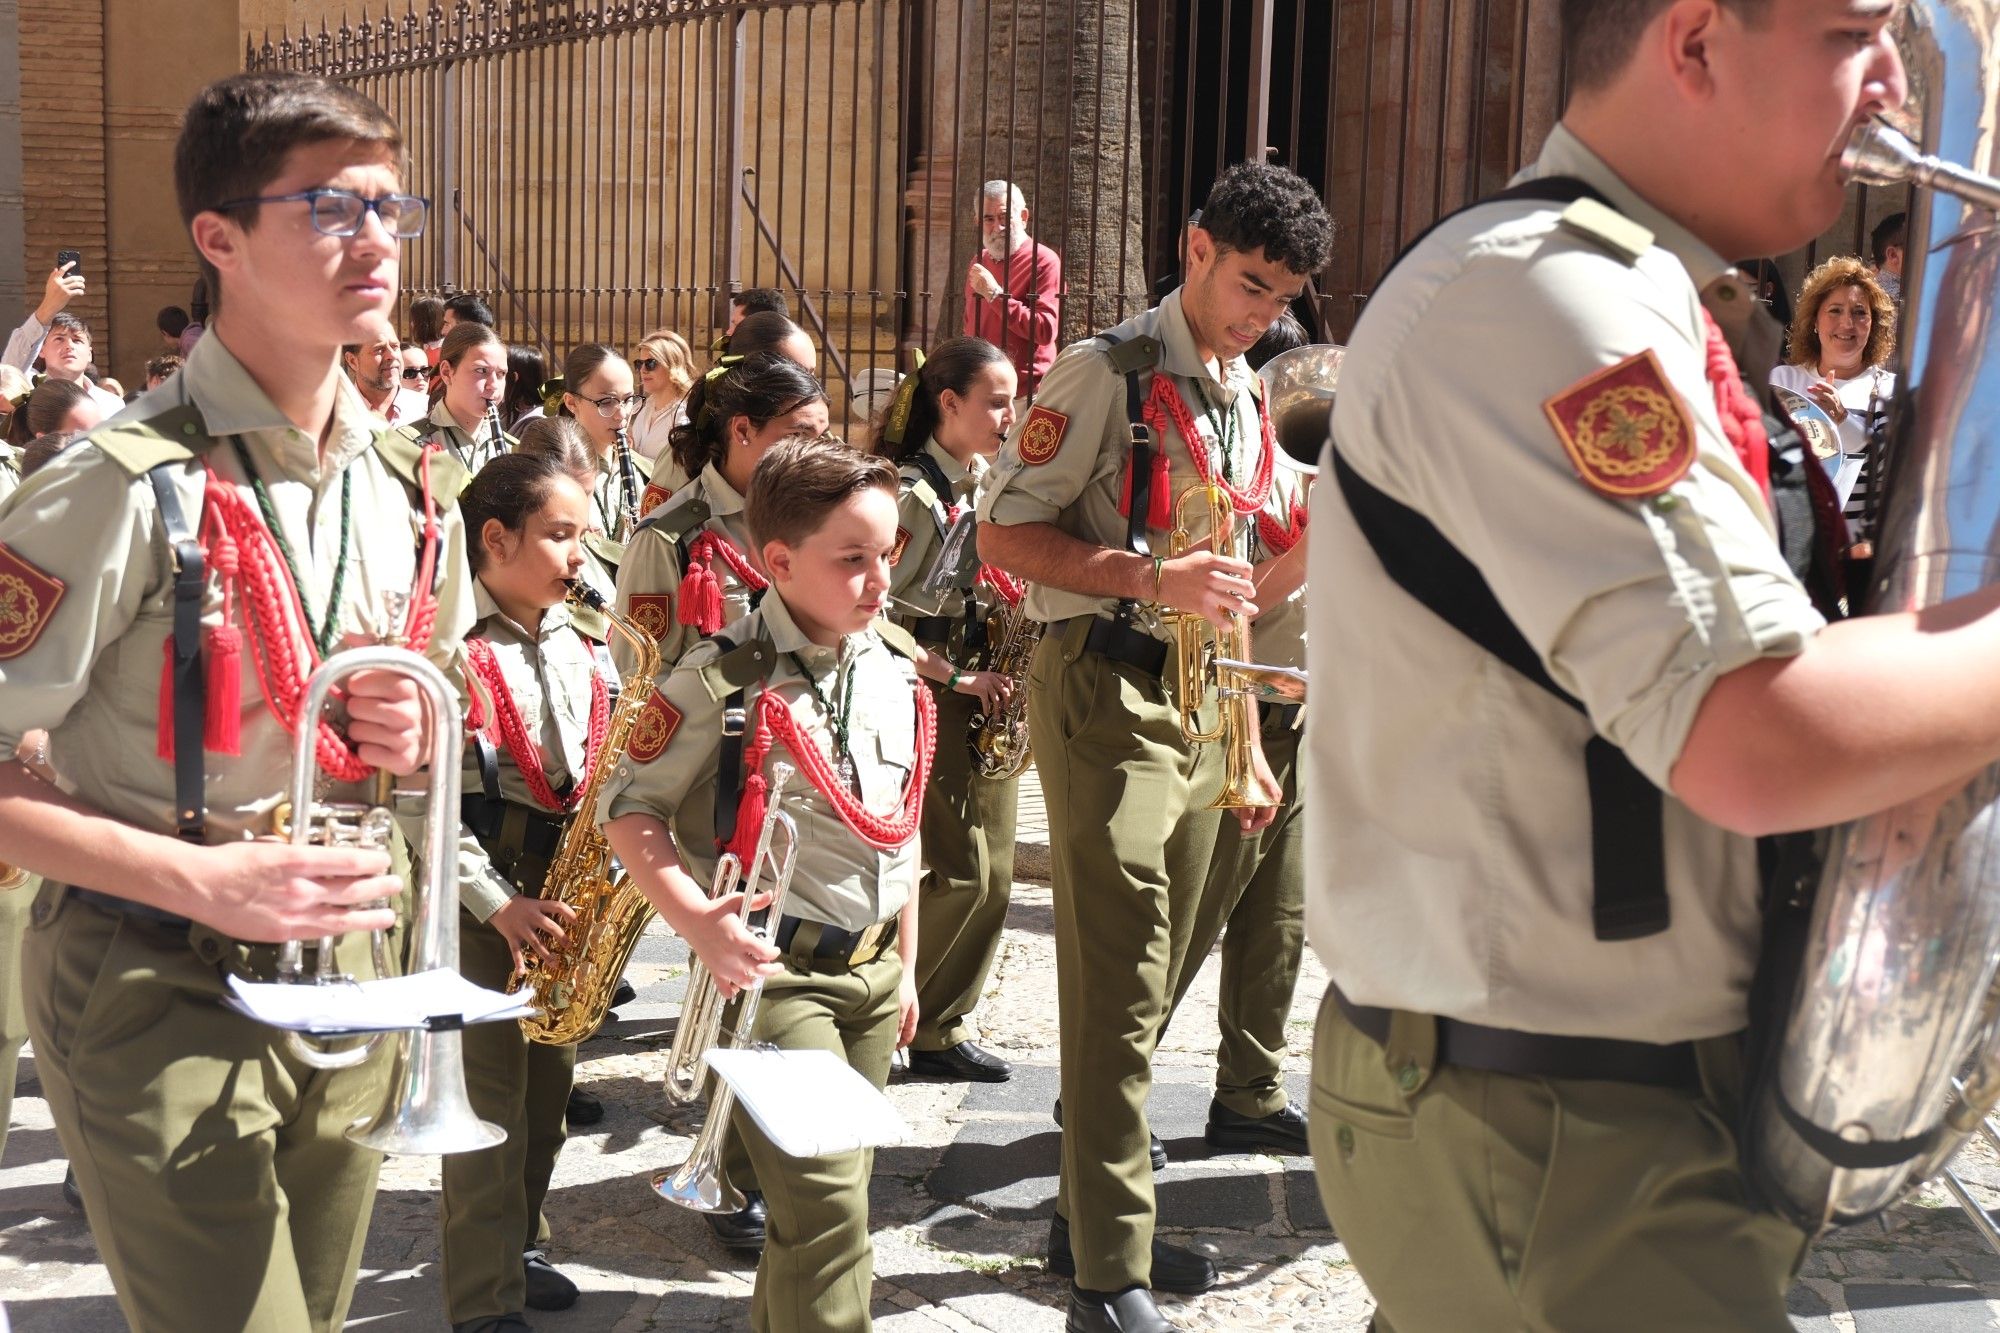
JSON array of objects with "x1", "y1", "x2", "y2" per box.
[{"x1": 7, "y1": 771, "x2": 2000, "y2": 1329}]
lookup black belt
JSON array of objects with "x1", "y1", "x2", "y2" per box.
[
  {"x1": 462, "y1": 796, "x2": 567, "y2": 859},
  {"x1": 1076, "y1": 614, "x2": 1168, "y2": 677},
  {"x1": 1259, "y1": 700, "x2": 1303, "y2": 730},
  {"x1": 910, "y1": 615, "x2": 955, "y2": 645},
  {"x1": 1333, "y1": 985, "x2": 1701, "y2": 1090},
  {"x1": 68, "y1": 885, "x2": 194, "y2": 931},
  {"x1": 772, "y1": 913, "x2": 892, "y2": 964}
]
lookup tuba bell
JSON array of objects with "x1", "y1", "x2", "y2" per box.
[
  {"x1": 272, "y1": 645, "x2": 505, "y2": 1156},
  {"x1": 1745, "y1": 8, "x2": 2000, "y2": 1240},
  {"x1": 1256, "y1": 342, "x2": 1344, "y2": 472}
]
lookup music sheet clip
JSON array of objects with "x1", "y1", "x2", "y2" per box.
[
  {"x1": 223, "y1": 967, "x2": 536, "y2": 1035},
  {"x1": 704, "y1": 1047, "x2": 909, "y2": 1157}
]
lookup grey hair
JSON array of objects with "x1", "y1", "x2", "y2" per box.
[{"x1": 979, "y1": 180, "x2": 1026, "y2": 215}]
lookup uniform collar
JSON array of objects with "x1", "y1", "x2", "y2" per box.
[
  {"x1": 920, "y1": 437, "x2": 973, "y2": 486},
  {"x1": 471, "y1": 578, "x2": 574, "y2": 642},
  {"x1": 757, "y1": 586, "x2": 821, "y2": 657},
  {"x1": 1154, "y1": 288, "x2": 1253, "y2": 397},
  {"x1": 699, "y1": 462, "x2": 748, "y2": 516},
  {"x1": 1522, "y1": 123, "x2": 1734, "y2": 294},
  {"x1": 427, "y1": 400, "x2": 473, "y2": 437},
  {"x1": 178, "y1": 331, "x2": 379, "y2": 479}
]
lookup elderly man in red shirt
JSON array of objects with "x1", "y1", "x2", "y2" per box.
[{"x1": 963, "y1": 180, "x2": 1062, "y2": 405}]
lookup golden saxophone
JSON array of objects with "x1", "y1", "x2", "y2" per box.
[
  {"x1": 968, "y1": 596, "x2": 1041, "y2": 781},
  {"x1": 510, "y1": 581, "x2": 663, "y2": 1045}
]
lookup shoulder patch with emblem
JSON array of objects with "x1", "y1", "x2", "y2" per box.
[
  {"x1": 1543, "y1": 350, "x2": 1695, "y2": 500},
  {"x1": 626, "y1": 690, "x2": 683, "y2": 763},
  {"x1": 639, "y1": 480, "x2": 673, "y2": 518},
  {"x1": 627, "y1": 593, "x2": 674, "y2": 641},
  {"x1": 890, "y1": 527, "x2": 912, "y2": 566},
  {"x1": 1018, "y1": 405, "x2": 1068, "y2": 465},
  {"x1": 0, "y1": 542, "x2": 67, "y2": 660}
]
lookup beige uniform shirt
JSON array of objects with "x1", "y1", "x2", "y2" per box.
[
  {"x1": 1304, "y1": 124, "x2": 1825, "y2": 1044},
  {"x1": 888, "y1": 438, "x2": 996, "y2": 627},
  {"x1": 0, "y1": 334, "x2": 473, "y2": 844},
  {"x1": 977, "y1": 289, "x2": 1266, "y2": 639},
  {"x1": 401, "y1": 400, "x2": 511, "y2": 477},
  {"x1": 456, "y1": 582, "x2": 602, "y2": 920},
  {"x1": 579, "y1": 441, "x2": 652, "y2": 607},
  {"x1": 600, "y1": 590, "x2": 920, "y2": 931},
  {"x1": 610, "y1": 464, "x2": 762, "y2": 674}
]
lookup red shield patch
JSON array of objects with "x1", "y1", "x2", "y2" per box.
[
  {"x1": 1017, "y1": 405, "x2": 1069, "y2": 466},
  {"x1": 890, "y1": 527, "x2": 911, "y2": 567},
  {"x1": 1543, "y1": 351, "x2": 1695, "y2": 500},
  {"x1": 639, "y1": 480, "x2": 673, "y2": 517},
  {"x1": 627, "y1": 593, "x2": 675, "y2": 641},
  {"x1": 626, "y1": 690, "x2": 683, "y2": 763},
  {"x1": 0, "y1": 543, "x2": 66, "y2": 661}
]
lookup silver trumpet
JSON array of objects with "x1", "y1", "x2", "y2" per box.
[
  {"x1": 654, "y1": 762, "x2": 799, "y2": 1213},
  {"x1": 274, "y1": 645, "x2": 505, "y2": 1156}
]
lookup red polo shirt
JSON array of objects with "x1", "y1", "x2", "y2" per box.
[{"x1": 963, "y1": 239, "x2": 1063, "y2": 396}]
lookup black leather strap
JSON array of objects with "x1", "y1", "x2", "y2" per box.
[
  {"x1": 910, "y1": 615, "x2": 955, "y2": 645},
  {"x1": 711, "y1": 633, "x2": 746, "y2": 851},
  {"x1": 1098, "y1": 331, "x2": 1154, "y2": 630},
  {"x1": 1334, "y1": 985, "x2": 1700, "y2": 1091},
  {"x1": 146, "y1": 464, "x2": 207, "y2": 844},
  {"x1": 1080, "y1": 614, "x2": 1169, "y2": 678}
]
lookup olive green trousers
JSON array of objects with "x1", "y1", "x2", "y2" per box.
[
  {"x1": 1306, "y1": 987, "x2": 1809, "y2": 1332},
  {"x1": 23, "y1": 883, "x2": 390, "y2": 1333}
]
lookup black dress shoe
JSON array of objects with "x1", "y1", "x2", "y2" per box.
[
  {"x1": 907, "y1": 1040, "x2": 1013, "y2": 1083},
  {"x1": 61, "y1": 1165, "x2": 82, "y2": 1212},
  {"x1": 705, "y1": 1191, "x2": 767, "y2": 1252},
  {"x1": 1066, "y1": 1285, "x2": 1172, "y2": 1333},
  {"x1": 451, "y1": 1317, "x2": 532, "y2": 1333},
  {"x1": 1052, "y1": 1099, "x2": 1168, "y2": 1171},
  {"x1": 522, "y1": 1249, "x2": 578, "y2": 1311},
  {"x1": 1045, "y1": 1212, "x2": 1216, "y2": 1295},
  {"x1": 1204, "y1": 1099, "x2": 1310, "y2": 1155},
  {"x1": 610, "y1": 977, "x2": 638, "y2": 1010},
  {"x1": 565, "y1": 1087, "x2": 605, "y2": 1127}
]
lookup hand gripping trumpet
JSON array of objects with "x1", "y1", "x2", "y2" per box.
[
  {"x1": 1162, "y1": 481, "x2": 1302, "y2": 810},
  {"x1": 272, "y1": 645, "x2": 505, "y2": 1156},
  {"x1": 654, "y1": 762, "x2": 799, "y2": 1213}
]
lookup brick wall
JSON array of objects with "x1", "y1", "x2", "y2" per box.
[{"x1": 18, "y1": 0, "x2": 109, "y2": 349}]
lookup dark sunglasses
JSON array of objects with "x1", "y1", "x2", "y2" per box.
[
  {"x1": 633, "y1": 357, "x2": 660, "y2": 372},
  {"x1": 399, "y1": 367, "x2": 430, "y2": 382}
]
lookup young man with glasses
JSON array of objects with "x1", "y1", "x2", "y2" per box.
[{"x1": 0, "y1": 71, "x2": 473, "y2": 1333}]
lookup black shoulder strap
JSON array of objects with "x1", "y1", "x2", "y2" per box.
[
  {"x1": 1097, "y1": 330, "x2": 1156, "y2": 629},
  {"x1": 711, "y1": 634, "x2": 747, "y2": 851},
  {"x1": 146, "y1": 463, "x2": 207, "y2": 844},
  {"x1": 1330, "y1": 173, "x2": 1669, "y2": 943}
]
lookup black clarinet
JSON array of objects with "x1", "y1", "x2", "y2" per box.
[{"x1": 612, "y1": 424, "x2": 641, "y2": 538}]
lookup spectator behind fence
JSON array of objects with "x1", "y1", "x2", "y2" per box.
[
  {"x1": 1771, "y1": 256, "x2": 1897, "y2": 522},
  {"x1": 503, "y1": 343, "x2": 549, "y2": 434},
  {"x1": 720, "y1": 310, "x2": 816, "y2": 375},
  {"x1": 156, "y1": 306, "x2": 190, "y2": 353},
  {"x1": 410, "y1": 294, "x2": 447, "y2": 364},
  {"x1": 144, "y1": 355, "x2": 183, "y2": 392},
  {"x1": 964, "y1": 179, "x2": 1062, "y2": 404},
  {"x1": 23, "y1": 313, "x2": 123, "y2": 417},
  {"x1": 179, "y1": 277, "x2": 209, "y2": 357},
  {"x1": 1872, "y1": 211, "x2": 1907, "y2": 304},
  {"x1": 400, "y1": 340, "x2": 433, "y2": 395},
  {"x1": 342, "y1": 317, "x2": 429, "y2": 427},
  {"x1": 3, "y1": 261, "x2": 87, "y2": 375},
  {"x1": 442, "y1": 291, "x2": 496, "y2": 333},
  {"x1": 629, "y1": 328, "x2": 696, "y2": 468},
  {"x1": 726, "y1": 286, "x2": 788, "y2": 336}
]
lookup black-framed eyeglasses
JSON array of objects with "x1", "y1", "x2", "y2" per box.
[
  {"x1": 212, "y1": 188, "x2": 430, "y2": 239},
  {"x1": 584, "y1": 393, "x2": 645, "y2": 417},
  {"x1": 633, "y1": 357, "x2": 660, "y2": 372},
  {"x1": 399, "y1": 366, "x2": 430, "y2": 382}
]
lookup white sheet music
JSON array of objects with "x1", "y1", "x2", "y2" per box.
[
  {"x1": 223, "y1": 968, "x2": 536, "y2": 1035},
  {"x1": 704, "y1": 1048, "x2": 909, "y2": 1157}
]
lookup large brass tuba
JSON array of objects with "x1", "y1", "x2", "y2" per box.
[
  {"x1": 1747, "y1": 4, "x2": 2000, "y2": 1238},
  {"x1": 654, "y1": 763, "x2": 799, "y2": 1212},
  {"x1": 274, "y1": 645, "x2": 505, "y2": 1156},
  {"x1": 510, "y1": 582, "x2": 663, "y2": 1045}
]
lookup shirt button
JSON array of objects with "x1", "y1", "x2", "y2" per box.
[
  {"x1": 1397, "y1": 1062, "x2": 1421, "y2": 1092},
  {"x1": 1336, "y1": 1124, "x2": 1356, "y2": 1159},
  {"x1": 181, "y1": 421, "x2": 197, "y2": 436}
]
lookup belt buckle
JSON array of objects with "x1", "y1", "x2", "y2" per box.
[
  {"x1": 848, "y1": 922, "x2": 884, "y2": 966},
  {"x1": 722, "y1": 705, "x2": 746, "y2": 737}
]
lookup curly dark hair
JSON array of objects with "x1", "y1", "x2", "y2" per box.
[{"x1": 1198, "y1": 162, "x2": 1333, "y2": 277}]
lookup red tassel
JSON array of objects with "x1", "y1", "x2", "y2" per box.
[
  {"x1": 728, "y1": 773, "x2": 768, "y2": 862},
  {"x1": 678, "y1": 561, "x2": 725, "y2": 633},
  {"x1": 1147, "y1": 447, "x2": 1174, "y2": 531},
  {"x1": 203, "y1": 625, "x2": 242, "y2": 755},
  {"x1": 156, "y1": 637, "x2": 176, "y2": 761}
]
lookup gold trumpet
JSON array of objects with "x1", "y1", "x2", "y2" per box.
[
  {"x1": 655, "y1": 762, "x2": 800, "y2": 1212},
  {"x1": 1163, "y1": 481, "x2": 1297, "y2": 810}
]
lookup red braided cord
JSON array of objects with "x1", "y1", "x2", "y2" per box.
[
  {"x1": 1141, "y1": 373, "x2": 1275, "y2": 514},
  {"x1": 740, "y1": 678, "x2": 935, "y2": 851},
  {"x1": 1700, "y1": 310, "x2": 1771, "y2": 502},
  {"x1": 464, "y1": 636, "x2": 612, "y2": 812},
  {"x1": 687, "y1": 529, "x2": 768, "y2": 591},
  {"x1": 1255, "y1": 499, "x2": 1308, "y2": 556}
]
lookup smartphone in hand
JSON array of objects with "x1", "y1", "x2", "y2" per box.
[{"x1": 55, "y1": 249, "x2": 82, "y2": 281}]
